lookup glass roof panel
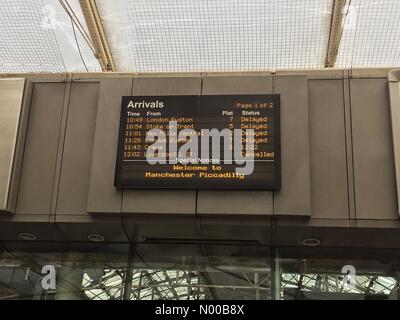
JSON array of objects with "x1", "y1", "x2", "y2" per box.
[
  {"x1": 0, "y1": 0, "x2": 101, "y2": 72},
  {"x1": 96, "y1": 0, "x2": 333, "y2": 72},
  {"x1": 336, "y1": 0, "x2": 400, "y2": 68}
]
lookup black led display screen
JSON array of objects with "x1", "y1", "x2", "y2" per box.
[{"x1": 115, "y1": 95, "x2": 280, "y2": 189}]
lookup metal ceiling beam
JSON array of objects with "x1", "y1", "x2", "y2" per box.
[
  {"x1": 78, "y1": 0, "x2": 116, "y2": 71},
  {"x1": 325, "y1": 0, "x2": 348, "y2": 68}
]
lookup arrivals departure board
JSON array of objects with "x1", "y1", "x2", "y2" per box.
[{"x1": 114, "y1": 95, "x2": 280, "y2": 189}]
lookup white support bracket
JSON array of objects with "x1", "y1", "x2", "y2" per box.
[
  {"x1": 325, "y1": 0, "x2": 348, "y2": 68},
  {"x1": 78, "y1": 0, "x2": 116, "y2": 71}
]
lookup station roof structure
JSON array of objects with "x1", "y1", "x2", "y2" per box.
[{"x1": 1, "y1": 0, "x2": 399, "y2": 73}]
